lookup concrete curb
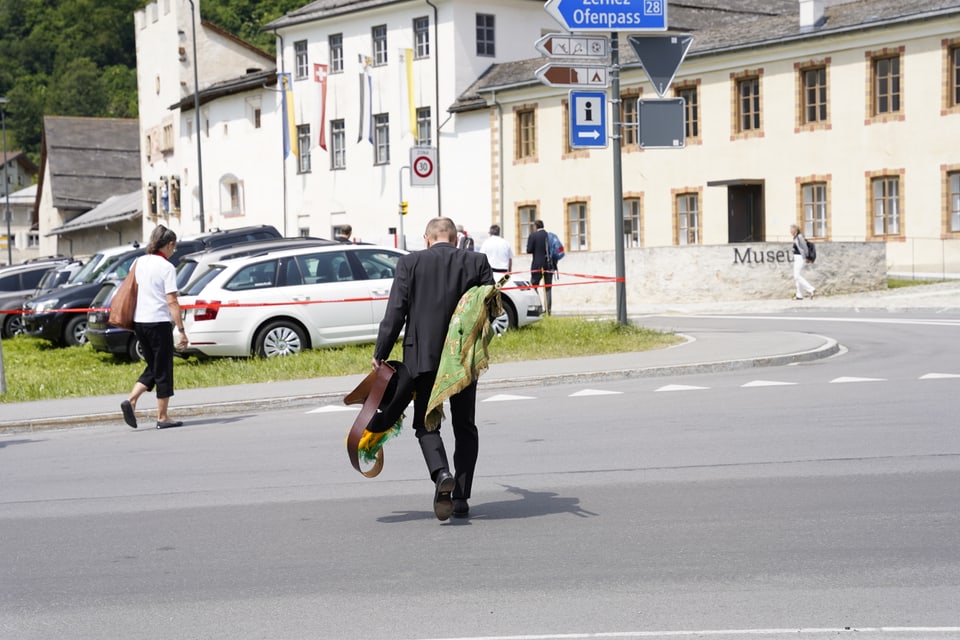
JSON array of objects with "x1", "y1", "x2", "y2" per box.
[{"x1": 0, "y1": 334, "x2": 839, "y2": 434}]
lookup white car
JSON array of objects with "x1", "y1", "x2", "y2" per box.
[{"x1": 180, "y1": 244, "x2": 542, "y2": 357}]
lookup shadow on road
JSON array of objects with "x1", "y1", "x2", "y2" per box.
[{"x1": 376, "y1": 483, "x2": 598, "y2": 523}]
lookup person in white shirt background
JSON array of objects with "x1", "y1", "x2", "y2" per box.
[{"x1": 479, "y1": 224, "x2": 513, "y2": 274}]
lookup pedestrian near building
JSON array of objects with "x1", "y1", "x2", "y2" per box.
[
  {"x1": 790, "y1": 224, "x2": 816, "y2": 300},
  {"x1": 335, "y1": 224, "x2": 353, "y2": 243},
  {"x1": 479, "y1": 224, "x2": 513, "y2": 273},
  {"x1": 120, "y1": 225, "x2": 188, "y2": 430},
  {"x1": 372, "y1": 217, "x2": 494, "y2": 520},
  {"x1": 526, "y1": 219, "x2": 554, "y2": 314},
  {"x1": 456, "y1": 224, "x2": 475, "y2": 251}
]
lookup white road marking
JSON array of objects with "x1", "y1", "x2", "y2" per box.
[
  {"x1": 693, "y1": 314, "x2": 960, "y2": 327},
  {"x1": 830, "y1": 376, "x2": 886, "y2": 383},
  {"x1": 655, "y1": 384, "x2": 709, "y2": 392},
  {"x1": 483, "y1": 394, "x2": 536, "y2": 402},
  {"x1": 569, "y1": 389, "x2": 624, "y2": 397},
  {"x1": 306, "y1": 405, "x2": 358, "y2": 413},
  {"x1": 742, "y1": 380, "x2": 797, "y2": 387},
  {"x1": 920, "y1": 372, "x2": 960, "y2": 379},
  {"x1": 411, "y1": 626, "x2": 960, "y2": 640}
]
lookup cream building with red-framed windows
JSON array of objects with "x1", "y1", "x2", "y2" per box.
[{"x1": 451, "y1": 0, "x2": 960, "y2": 285}]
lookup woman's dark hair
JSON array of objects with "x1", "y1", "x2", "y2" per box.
[{"x1": 146, "y1": 225, "x2": 178, "y2": 253}]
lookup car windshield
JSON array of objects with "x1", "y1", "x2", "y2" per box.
[
  {"x1": 36, "y1": 267, "x2": 63, "y2": 291},
  {"x1": 182, "y1": 265, "x2": 225, "y2": 296},
  {"x1": 90, "y1": 282, "x2": 117, "y2": 307},
  {"x1": 69, "y1": 254, "x2": 106, "y2": 284},
  {"x1": 176, "y1": 260, "x2": 198, "y2": 291}
]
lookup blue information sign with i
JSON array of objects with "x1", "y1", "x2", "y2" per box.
[{"x1": 569, "y1": 90, "x2": 608, "y2": 149}]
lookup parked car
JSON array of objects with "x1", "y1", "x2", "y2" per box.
[
  {"x1": 179, "y1": 244, "x2": 542, "y2": 358},
  {"x1": 84, "y1": 281, "x2": 144, "y2": 360},
  {"x1": 23, "y1": 225, "x2": 283, "y2": 347},
  {"x1": 0, "y1": 258, "x2": 75, "y2": 338},
  {"x1": 32, "y1": 259, "x2": 85, "y2": 298},
  {"x1": 176, "y1": 236, "x2": 335, "y2": 290}
]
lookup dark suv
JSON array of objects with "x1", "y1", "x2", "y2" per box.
[
  {"x1": 0, "y1": 257, "x2": 74, "y2": 338},
  {"x1": 22, "y1": 225, "x2": 281, "y2": 347}
]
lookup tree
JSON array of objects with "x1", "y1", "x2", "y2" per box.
[{"x1": 47, "y1": 57, "x2": 107, "y2": 117}]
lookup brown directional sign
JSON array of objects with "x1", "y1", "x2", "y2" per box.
[
  {"x1": 535, "y1": 33, "x2": 608, "y2": 59},
  {"x1": 536, "y1": 63, "x2": 609, "y2": 88}
]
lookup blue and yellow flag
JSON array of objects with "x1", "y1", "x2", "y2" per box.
[{"x1": 279, "y1": 72, "x2": 298, "y2": 159}]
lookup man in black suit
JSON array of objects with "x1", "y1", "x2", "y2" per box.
[
  {"x1": 372, "y1": 217, "x2": 495, "y2": 521},
  {"x1": 526, "y1": 219, "x2": 553, "y2": 315}
]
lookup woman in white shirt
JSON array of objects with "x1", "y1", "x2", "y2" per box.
[{"x1": 120, "y1": 225, "x2": 189, "y2": 429}]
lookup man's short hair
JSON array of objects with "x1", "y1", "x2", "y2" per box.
[
  {"x1": 489, "y1": 224, "x2": 501, "y2": 236},
  {"x1": 425, "y1": 217, "x2": 458, "y2": 243},
  {"x1": 534, "y1": 220, "x2": 544, "y2": 230},
  {"x1": 340, "y1": 224, "x2": 352, "y2": 236}
]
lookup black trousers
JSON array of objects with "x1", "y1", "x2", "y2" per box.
[
  {"x1": 134, "y1": 322, "x2": 175, "y2": 399},
  {"x1": 411, "y1": 371, "x2": 480, "y2": 501}
]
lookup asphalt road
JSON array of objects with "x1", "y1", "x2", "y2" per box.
[{"x1": 1, "y1": 310, "x2": 959, "y2": 640}]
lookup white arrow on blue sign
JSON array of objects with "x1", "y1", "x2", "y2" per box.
[
  {"x1": 569, "y1": 90, "x2": 607, "y2": 149},
  {"x1": 545, "y1": 0, "x2": 668, "y2": 32}
]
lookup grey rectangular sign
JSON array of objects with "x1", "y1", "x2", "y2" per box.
[{"x1": 638, "y1": 98, "x2": 686, "y2": 149}]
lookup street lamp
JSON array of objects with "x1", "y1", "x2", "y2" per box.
[
  {"x1": 1, "y1": 96, "x2": 12, "y2": 265},
  {"x1": 187, "y1": 0, "x2": 205, "y2": 232}
]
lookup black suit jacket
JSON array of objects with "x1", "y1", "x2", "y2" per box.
[
  {"x1": 527, "y1": 228, "x2": 549, "y2": 270},
  {"x1": 374, "y1": 242, "x2": 494, "y2": 376}
]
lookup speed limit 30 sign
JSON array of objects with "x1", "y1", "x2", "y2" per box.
[{"x1": 410, "y1": 146, "x2": 437, "y2": 187}]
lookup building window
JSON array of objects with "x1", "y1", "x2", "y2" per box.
[
  {"x1": 329, "y1": 34, "x2": 343, "y2": 73},
  {"x1": 676, "y1": 85, "x2": 699, "y2": 140},
  {"x1": 476, "y1": 14, "x2": 495, "y2": 57},
  {"x1": 372, "y1": 25, "x2": 388, "y2": 66},
  {"x1": 294, "y1": 40, "x2": 309, "y2": 80},
  {"x1": 254, "y1": 108, "x2": 261, "y2": 129},
  {"x1": 801, "y1": 66, "x2": 828, "y2": 124},
  {"x1": 516, "y1": 108, "x2": 536, "y2": 160},
  {"x1": 801, "y1": 182, "x2": 827, "y2": 238},
  {"x1": 518, "y1": 205, "x2": 537, "y2": 251},
  {"x1": 621, "y1": 93, "x2": 638, "y2": 146},
  {"x1": 220, "y1": 177, "x2": 243, "y2": 216},
  {"x1": 416, "y1": 107, "x2": 432, "y2": 146},
  {"x1": 948, "y1": 171, "x2": 960, "y2": 233},
  {"x1": 952, "y1": 45, "x2": 960, "y2": 108},
  {"x1": 330, "y1": 119, "x2": 346, "y2": 169},
  {"x1": 676, "y1": 193, "x2": 700, "y2": 245},
  {"x1": 414, "y1": 17, "x2": 430, "y2": 59},
  {"x1": 871, "y1": 175, "x2": 901, "y2": 237},
  {"x1": 373, "y1": 113, "x2": 390, "y2": 165},
  {"x1": 872, "y1": 55, "x2": 901, "y2": 115},
  {"x1": 161, "y1": 124, "x2": 174, "y2": 151},
  {"x1": 736, "y1": 76, "x2": 761, "y2": 132},
  {"x1": 297, "y1": 124, "x2": 311, "y2": 173},
  {"x1": 567, "y1": 201, "x2": 588, "y2": 251},
  {"x1": 623, "y1": 197, "x2": 641, "y2": 247}
]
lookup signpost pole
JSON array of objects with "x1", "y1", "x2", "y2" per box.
[
  {"x1": 398, "y1": 166, "x2": 409, "y2": 250},
  {"x1": 611, "y1": 33, "x2": 627, "y2": 326}
]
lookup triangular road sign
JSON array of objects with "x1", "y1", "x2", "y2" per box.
[{"x1": 627, "y1": 34, "x2": 693, "y2": 98}]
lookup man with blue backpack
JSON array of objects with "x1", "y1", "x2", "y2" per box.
[{"x1": 526, "y1": 219, "x2": 564, "y2": 315}]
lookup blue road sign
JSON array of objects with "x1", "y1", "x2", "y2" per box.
[
  {"x1": 570, "y1": 91, "x2": 607, "y2": 149},
  {"x1": 545, "y1": 0, "x2": 668, "y2": 32}
]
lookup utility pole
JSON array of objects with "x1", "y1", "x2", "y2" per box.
[{"x1": 187, "y1": 0, "x2": 205, "y2": 232}]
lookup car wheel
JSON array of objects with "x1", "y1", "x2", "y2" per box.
[
  {"x1": 127, "y1": 334, "x2": 143, "y2": 361},
  {"x1": 2, "y1": 313, "x2": 24, "y2": 338},
  {"x1": 255, "y1": 320, "x2": 307, "y2": 357},
  {"x1": 502, "y1": 298, "x2": 519, "y2": 329},
  {"x1": 63, "y1": 315, "x2": 88, "y2": 347}
]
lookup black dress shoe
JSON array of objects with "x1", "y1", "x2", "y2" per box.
[
  {"x1": 452, "y1": 499, "x2": 469, "y2": 518},
  {"x1": 433, "y1": 470, "x2": 454, "y2": 521}
]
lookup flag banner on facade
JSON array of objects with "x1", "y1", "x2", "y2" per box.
[
  {"x1": 357, "y1": 55, "x2": 373, "y2": 144},
  {"x1": 314, "y1": 63, "x2": 328, "y2": 150},
  {"x1": 404, "y1": 48, "x2": 416, "y2": 140},
  {"x1": 279, "y1": 72, "x2": 298, "y2": 159}
]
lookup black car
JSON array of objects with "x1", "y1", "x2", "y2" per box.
[
  {"x1": 22, "y1": 225, "x2": 282, "y2": 347},
  {"x1": 85, "y1": 281, "x2": 143, "y2": 360},
  {"x1": 0, "y1": 258, "x2": 75, "y2": 338}
]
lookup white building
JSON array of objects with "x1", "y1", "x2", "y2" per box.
[
  {"x1": 263, "y1": 0, "x2": 563, "y2": 247},
  {"x1": 134, "y1": 0, "x2": 279, "y2": 238}
]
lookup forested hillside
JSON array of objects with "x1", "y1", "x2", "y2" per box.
[{"x1": 0, "y1": 0, "x2": 300, "y2": 165}]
